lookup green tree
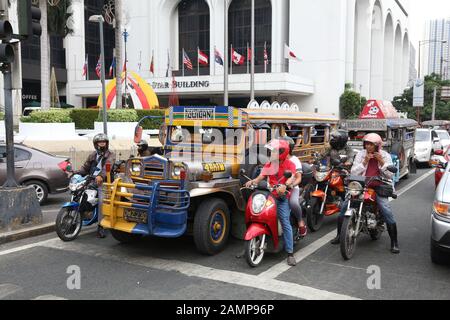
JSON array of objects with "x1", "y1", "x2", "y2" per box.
[
  {"x1": 393, "y1": 74, "x2": 450, "y2": 121},
  {"x1": 340, "y1": 87, "x2": 367, "y2": 119}
]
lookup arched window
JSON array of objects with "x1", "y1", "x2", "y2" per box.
[
  {"x1": 178, "y1": 0, "x2": 210, "y2": 76},
  {"x1": 228, "y1": 0, "x2": 272, "y2": 74}
]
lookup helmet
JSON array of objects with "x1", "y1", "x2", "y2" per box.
[
  {"x1": 330, "y1": 130, "x2": 349, "y2": 151},
  {"x1": 265, "y1": 139, "x2": 290, "y2": 162},
  {"x1": 137, "y1": 140, "x2": 149, "y2": 153},
  {"x1": 363, "y1": 133, "x2": 383, "y2": 149},
  {"x1": 93, "y1": 133, "x2": 109, "y2": 153},
  {"x1": 280, "y1": 136, "x2": 295, "y2": 155}
]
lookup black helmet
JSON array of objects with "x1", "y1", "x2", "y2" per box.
[
  {"x1": 93, "y1": 133, "x2": 109, "y2": 153},
  {"x1": 280, "y1": 136, "x2": 295, "y2": 155},
  {"x1": 137, "y1": 140, "x2": 149, "y2": 152},
  {"x1": 330, "y1": 130, "x2": 348, "y2": 151}
]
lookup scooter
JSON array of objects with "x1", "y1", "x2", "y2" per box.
[{"x1": 241, "y1": 170, "x2": 301, "y2": 268}]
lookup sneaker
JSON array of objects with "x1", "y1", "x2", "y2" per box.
[{"x1": 287, "y1": 255, "x2": 297, "y2": 266}]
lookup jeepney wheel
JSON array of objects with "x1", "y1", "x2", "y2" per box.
[
  {"x1": 110, "y1": 230, "x2": 141, "y2": 244},
  {"x1": 193, "y1": 198, "x2": 231, "y2": 255}
]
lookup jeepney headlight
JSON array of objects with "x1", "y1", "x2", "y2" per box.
[
  {"x1": 348, "y1": 181, "x2": 363, "y2": 197},
  {"x1": 130, "y1": 163, "x2": 142, "y2": 175},
  {"x1": 172, "y1": 164, "x2": 185, "y2": 177},
  {"x1": 252, "y1": 194, "x2": 267, "y2": 214},
  {"x1": 314, "y1": 171, "x2": 329, "y2": 182}
]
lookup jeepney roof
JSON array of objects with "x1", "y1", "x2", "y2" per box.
[
  {"x1": 165, "y1": 106, "x2": 248, "y2": 128},
  {"x1": 422, "y1": 120, "x2": 450, "y2": 126},
  {"x1": 243, "y1": 109, "x2": 339, "y2": 125},
  {"x1": 341, "y1": 118, "x2": 418, "y2": 131}
]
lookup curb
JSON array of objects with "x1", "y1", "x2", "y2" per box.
[{"x1": 0, "y1": 223, "x2": 56, "y2": 245}]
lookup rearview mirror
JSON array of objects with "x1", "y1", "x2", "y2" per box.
[
  {"x1": 134, "y1": 126, "x2": 143, "y2": 144},
  {"x1": 387, "y1": 165, "x2": 398, "y2": 174}
]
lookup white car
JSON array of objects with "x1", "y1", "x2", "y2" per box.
[
  {"x1": 435, "y1": 130, "x2": 450, "y2": 150},
  {"x1": 415, "y1": 129, "x2": 443, "y2": 163}
]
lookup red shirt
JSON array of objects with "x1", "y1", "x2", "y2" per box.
[
  {"x1": 261, "y1": 159, "x2": 297, "y2": 198},
  {"x1": 365, "y1": 158, "x2": 381, "y2": 187}
]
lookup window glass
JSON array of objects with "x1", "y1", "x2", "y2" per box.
[{"x1": 14, "y1": 148, "x2": 31, "y2": 162}]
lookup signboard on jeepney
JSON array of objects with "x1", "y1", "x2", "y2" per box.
[
  {"x1": 166, "y1": 106, "x2": 249, "y2": 128},
  {"x1": 413, "y1": 79, "x2": 425, "y2": 107},
  {"x1": 359, "y1": 100, "x2": 399, "y2": 119},
  {"x1": 341, "y1": 119, "x2": 388, "y2": 131}
]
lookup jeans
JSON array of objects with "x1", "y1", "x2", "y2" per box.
[
  {"x1": 339, "y1": 196, "x2": 396, "y2": 225},
  {"x1": 277, "y1": 198, "x2": 294, "y2": 254}
]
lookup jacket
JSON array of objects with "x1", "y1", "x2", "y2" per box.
[
  {"x1": 320, "y1": 145, "x2": 356, "y2": 166},
  {"x1": 75, "y1": 150, "x2": 116, "y2": 180},
  {"x1": 351, "y1": 149, "x2": 394, "y2": 180}
]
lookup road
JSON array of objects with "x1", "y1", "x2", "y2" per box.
[{"x1": 1, "y1": 168, "x2": 450, "y2": 300}]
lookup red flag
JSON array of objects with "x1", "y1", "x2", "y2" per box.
[
  {"x1": 82, "y1": 55, "x2": 88, "y2": 77},
  {"x1": 232, "y1": 49, "x2": 245, "y2": 65},
  {"x1": 284, "y1": 44, "x2": 302, "y2": 62},
  {"x1": 198, "y1": 49, "x2": 209, "y2": 66},
  {"x1": 150, "y1": 55, "x2": 154, "y2": 75},
  {"x1": 247, "y1": 47, "x2": 252, "y2": 62},
  {"x1": 95, "y1": 57, "x2": 101, "y2": 78}
]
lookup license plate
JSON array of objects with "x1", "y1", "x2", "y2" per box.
[{"x1": 124, "y1": 208, "x2": 148, "y2": 224}]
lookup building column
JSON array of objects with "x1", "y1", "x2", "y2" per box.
[{"x1": 353, "y1": 0, "x2": 372, "y2": 98}]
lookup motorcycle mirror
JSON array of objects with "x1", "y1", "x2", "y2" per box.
[
  {"x1": 134, "y1": 126, "x2": 143, "y2": 144},
  {"x1": 284, "y1": 171, "x2": 293, "y2": 180},
  {"x1": 331, "y1": 158, "x2": 341, "y2": 167},
  {"x1": 387, "y1": 165, "x2": 398, "y2": 174},
  {"x1": 240, "y1": 169, "x2": 247, "y2": 176}
]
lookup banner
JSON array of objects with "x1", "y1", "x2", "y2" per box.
[{"x1": 413, "y1": 79, "x2": 425, "y2": 107}]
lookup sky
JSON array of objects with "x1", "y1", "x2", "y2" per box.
[{"x1": 409, "y1": 0, "x2": 450, "y2": 44}]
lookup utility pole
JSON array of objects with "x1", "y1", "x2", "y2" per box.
[
  {"x1": 114, "y1": 0, "x2": 123, "y2": 109},
  {"x1": 223, "y1": 0, "x2": 229, "y2": 106},
  {"x1": 250, "y1": 0, "x2": 255, "y2": 101},
  {"x1": 432, "y1": 86, "x2": 437, "y2": 121}
]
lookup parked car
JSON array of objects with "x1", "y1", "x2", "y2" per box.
[
  {"x1": 0, "y1": 144, "x2": 71, "y2": 204},
  {"x1": 431, "y1": 146, "x2": 450, "y2": 187},
  {"x1": 415, "y1": 129, "x2": 443, "y2": 164},
  {"x1": 435, "y1": 130, "x2": 450, "y2": 150},
  {"x1": 431, "y1": 165, "x2": 450, "y2": 264}
]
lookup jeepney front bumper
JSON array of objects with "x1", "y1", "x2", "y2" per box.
[{"x1": 101, "y1": 179, "x2": 190, "y2": 238}]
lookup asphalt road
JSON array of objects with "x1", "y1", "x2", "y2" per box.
[{"x1": 1, "y1": 167, "x2": 450, "y2": 300}]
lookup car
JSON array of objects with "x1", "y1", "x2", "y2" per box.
[
  {"x1": 435, "y1": 130, "x2": 450, "y2": 150},
  {"x1": 415, "y1": 128, "x2": 443, "y2": 164},
  {"x1": 431, "y1": 146, "x2": 450, "y2": 188},
  {"x1": 0, "y1": 144, "x2": 71, "y2": 204},
  {"x1": 431, "y1": 165, "x2": 450, "y2": 264}
]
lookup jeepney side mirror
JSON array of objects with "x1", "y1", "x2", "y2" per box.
[{"x1": 134, "y1": 126, "x2": 143, "y2": 144}]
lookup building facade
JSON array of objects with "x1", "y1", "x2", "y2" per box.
[
  {"x1": 421, "y1": 18, "x2": 450, "y2": 80},
  {"x1": 11, "y1": 0, "x2": 412, "y2": 118}
]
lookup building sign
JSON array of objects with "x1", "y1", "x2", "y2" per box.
[
  {"x1": 184, "y1": 108, "x2": 215, "y2": 121},
  {"x1": 151, "y1": 80, "x2": 210, "y2": 90},
  {"x1": 413, "y1": 79, "x2": 425, "y2": 107}
]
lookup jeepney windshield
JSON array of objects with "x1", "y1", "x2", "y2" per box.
[
  {"x1": 169, "y1": 126, "x2": 243, "y2": 146},
  {"x1": 437, "y1": 131, "x2": 450, "y2": 141}
]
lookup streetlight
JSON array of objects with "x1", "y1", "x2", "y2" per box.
[
  {"x1": 89, "y1": 15, "x2": 108, "y2": 135},
  {"x1": 418, "y1": 39, "x2": 447, "y2": 79}
]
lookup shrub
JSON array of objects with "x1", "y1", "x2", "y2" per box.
[
  {"x1": 136, "y1": 109, "x2": 165, "y2": 130},
  {"x1": 20, "y1": 109, "x2": 72, "y2": 123},
  {"x1": 340, "y1": 90, "x2": 367, "y2": 119},
  {"x1": 97, "y1": 109, "x2": 138, "y2": 123},
  {"x1": 0, "y1": 112, "x2": 4, "y2": 121},
  {"x1": 70, "y1": 109, "x2": 100, "y2": 129}
]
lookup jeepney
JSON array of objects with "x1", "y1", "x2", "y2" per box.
[
  {"x1": 101, "y1": 106, "x2": 251, "y2": 255},
  {"x1": 340, "y1": 100, "x2": 418, "y2": 183},
  {"x1": 243, "y1": 108, "x2": 339, "y2": 163},
  {"x1": 422, "y1": 120, "x2": 450, "y2": 131}
]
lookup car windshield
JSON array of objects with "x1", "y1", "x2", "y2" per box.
[
  {"x1": 416, "y1": 130, "x2": 430, "y2": 142},
  {"x1": 437, "y1": 131, "x2": 450, "y2": 140}
]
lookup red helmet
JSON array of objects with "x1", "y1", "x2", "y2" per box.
[
  {"x1": 265, "y1": 139, "x2": 290, "y2": 161},
  {"x1": 363, "y1": 133, "x2": 383, "y2": 148}
]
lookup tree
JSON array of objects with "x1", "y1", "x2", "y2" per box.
[
  {"x1": 340, "y1": 86, "x2": 367, "y2": 119},
  {"x1": 39, "y1": 0, "x2": 73, "y2": 110},
  {"x1": 393, "y1": 74, "x2": 450, "y2": 121}
]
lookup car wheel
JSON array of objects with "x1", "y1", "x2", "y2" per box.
[
  {"x1": 24, "y1": 180, "x2": 49, "y2": 205},
  {"x1": 431, "y1": 240, "x2": 449, "y2": 265}
]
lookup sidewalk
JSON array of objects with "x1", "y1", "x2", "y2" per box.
[{"x1": 0, "y1": 209, "x2": 59, "y2": 245}]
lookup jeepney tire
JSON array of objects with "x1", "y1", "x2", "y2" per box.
[
  {"x1": 110, "y1": 230, "x2": 142, "y2": 244},
  {"x1": 193, "y1": 198, "x2": 231, "y2": 256}
]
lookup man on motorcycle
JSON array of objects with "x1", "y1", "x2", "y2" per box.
[
  {"x1": 245, "y1": 139, "x2": 298, "y2": 266},
  {"x1": 331, "y1": 133, "x2": 400, "y2": 254},
  {"x1": 137, "y1": 140, "x2": 152, "y2": 157},
  {"x1": 320, "y1": 129, "x2": 355, "y2": 167},
  {"x1": 74, "y1": 133, "x2": 116, "y2": 238},
  {"x1": 280, "y1": 136, "x2": 308, "y2": 238}
]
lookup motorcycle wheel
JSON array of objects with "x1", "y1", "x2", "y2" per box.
[
  {"x1": 55, "y1": 208, "x2": 82, "y2": 242},
  {"x1": 340, "y1": 216, "x2": 357, "y2": 260},
  {"x1": 245, "y1": 235, "x2": 266, "y2": 268},
  {"x1": 306, "y1": 198, "x2": 324, "y2": 232}
]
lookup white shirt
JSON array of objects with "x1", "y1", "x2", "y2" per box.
[{"x1": 289, "y1": 156, "x2": 303, "y2": 190}]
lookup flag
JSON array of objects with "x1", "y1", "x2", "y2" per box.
[
  {"x1": 214, "y1": 47, "x2": 223, "y2": 66},
  {"x1": 232, "y1": 48, "x2": 245, "y2": 65},
  {"x1": 109, "y1": 56, "x2": 116, "y2": 77},
  {"x1": 95, "y1": 57, "x2": 101, "y2": 78},
  {"x1": 166, "y1": 50, "x2": 170, "y2": 77},
  {"x1": 123, "y1": 59, "x2": 127, "y2": 72},
  {"x1": 183, "y1": 49, "x2": 193, "y2": 70},
  {"x1": 198, "y1": 48, "x2": 209, "y2": 66},
  {"x1": 284, "y1": 44, "x2": 302, "y2": 62},
  {"x1": 82, "y1": 55, "x2": 88, "y2": 77},
  {"x1": 264, "y1": 42, "x2": 269, "y2": 66},
  {"x1": 247, "y1": 46, "x2": 252, "y2": 62},
  {"x1": 150, "y1": 54, "x2": 154, "y2": 75}
]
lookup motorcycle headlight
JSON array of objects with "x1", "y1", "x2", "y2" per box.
[
  {"x1": 252, "y1": 194, "x2": 267, "y2": 214},
  {"x1": 69, "y1": 183, "x2": 78, "y2": 192},
  {"x1": 348, "y1": 181, "x2": 363, "y2": 197},
  {"x1": 314, "y1": 171, "x2": 329, "y2": 182}
]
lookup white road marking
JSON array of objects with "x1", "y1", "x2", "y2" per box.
[
  {"x1": 33, "y1": 295, "x2": 67, "y2": 300},
  {"x1": 0, "y1": 284, "x2": 23, "y2": 299},
  {"x1": 395, "y1": 169, "x2": 435, "y2": 198},
  {"x1": 41, "y1": 241, "x2": 359, "y2": 300}
]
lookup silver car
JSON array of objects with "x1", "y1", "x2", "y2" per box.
[{"x1": 431, "y1": 165, "x2": 450, "y2": 264}]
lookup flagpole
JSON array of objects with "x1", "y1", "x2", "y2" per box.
[
  {"x1": 230, "y1": 44, "x2": 233, "y2": 75},
  {"x1": 182, "y1": 48, "x2": 185, "y2": 77},
  {"x1": 247, "y1": 42, "x2": 249, "y2": 74},
  {"x1": 264, "y1": 42, "x2": 267, "y2": 74},
  {"x1": 198, "y1": 47, "x2": 200, "y2": 77},
  {"x1": 224, "y1": 0, "x2": 229, "y2": 106},
  {"x1": 152, "y1": 49, "x2": 154, "y2": 78},
  {"x1": 214, "y1": 46, "x2": 216, "y2": 76},
  {"x1": 250, "y1": 0, "x2": 255, "y2": 101},
  {"x1": 87, "y1": 55, "x2": 89, "y2": 81}
]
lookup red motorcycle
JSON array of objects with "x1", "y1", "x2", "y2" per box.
[
  {"x1": 306, "y1": 157, "x2": 348, "y2": 232},
  {"x1": 241, "y1": 170, "x2": 300, "y2": 268}
]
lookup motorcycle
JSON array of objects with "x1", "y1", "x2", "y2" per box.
[
  {"x1": 241, "y1": 170, "x2": 301, "y2": 268},
  {"x1": 306, "y1": 156, "x2": 349, "y2": 232},
  {"x1": 340, "y1": 165, "x2": 398, "y2": 260},
  {"x1": 55, "y1": 161, "x2": 125, "y2": 241}
]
